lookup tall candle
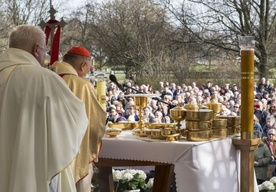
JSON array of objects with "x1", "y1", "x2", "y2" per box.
[
  {"x1": 96, "y1": 80, "x2": 106, "y2": 111},
  {"x1": 239, "y1": 36, "x2": 255, "y2": 139}
]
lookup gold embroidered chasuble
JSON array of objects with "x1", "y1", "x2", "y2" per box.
[{"x1": 51, "y1": 61, "x2": 106, "y2": 183}]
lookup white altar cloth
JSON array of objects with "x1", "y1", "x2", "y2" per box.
[{"x1": 99, "y1": 131, "x2": 259, "y2": 192}]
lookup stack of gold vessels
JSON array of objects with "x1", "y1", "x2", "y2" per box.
[
  {"x1": 184, "y1": 105, "x2": 213, "y2": 141},
  {"x1": 217, "y1": 115, "x2": 241, "y2": 136},
  {"x1": 106, "y1": 94, "x2": 240, "y2": 141},
  {"x1": 206, "y1": 99, "x2": 227, "y2": 139}
]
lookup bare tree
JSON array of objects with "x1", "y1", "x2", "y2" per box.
[
  {"x1": 2, "y1": 0, "x2": 50, "y2": 25},
  {"x1": 160, "y1": 0, "x2": 276, "y2": 80},
  {"x1": 0, "y1": 0, "x2": 72, "y2": 55},
  {"x1": 0, "y1": 0, "x2": 11, "y2": 52},
  {"x1": 0, "y1": 0, "x2": 55, "y2": 52},
  {"x1": 69, "y1": 0, "x2": 172, "y2": 81}
]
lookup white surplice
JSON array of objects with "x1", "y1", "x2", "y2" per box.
[{"x1": 0, "y1": 48, "x2": 88, "y2": 192}]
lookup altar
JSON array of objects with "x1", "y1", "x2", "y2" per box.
[{"x1": 96, "y1": 131, "x2": 258, "y2": 192}]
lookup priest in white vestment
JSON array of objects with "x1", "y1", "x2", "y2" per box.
[{"x1": 0, "y1": 25, "x2": 88, "y2": 192}]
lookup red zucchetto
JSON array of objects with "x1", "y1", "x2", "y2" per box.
[{"x1": 67, "y1": 46, "x2": 91, "y2": 58}]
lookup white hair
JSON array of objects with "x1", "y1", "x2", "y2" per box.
[{"x1": 9, "y1": 24, "x2": 45, "y2": 52}]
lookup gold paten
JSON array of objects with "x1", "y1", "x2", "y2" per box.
[
  {"x1": 107, "y1": 121, "x2": 138, "y2": 130},
  {"x1": 105, "y1": 128, "x2": 122, "y2": 137}
]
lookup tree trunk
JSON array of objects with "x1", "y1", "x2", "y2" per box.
[{"x1": 256, "y1": 47, "x2": 268, "y2": 81}]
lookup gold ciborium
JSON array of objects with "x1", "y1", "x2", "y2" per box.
[
  {"x1": 170, "y1": 104, "x2": 186, "y2": 130},
  {"x1": 206, "y1": 97, "x2": 222, "y2": 119}
]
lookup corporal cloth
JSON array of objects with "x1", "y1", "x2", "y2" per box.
[
  {"x1": 0, "y1": 48, "x2": 88, "y2": 192},
  {"x1": 51, "y1": 61, "x2": 106, "y2": 183}
]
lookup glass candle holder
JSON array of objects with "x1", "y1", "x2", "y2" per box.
[{"x1": 239, "y1": 36, "x2": 255, "y2": 50}]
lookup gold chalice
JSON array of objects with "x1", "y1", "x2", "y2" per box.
[
  {"x1": 170, "y1": 104, "x2": 186, "y2": 130},
  {"x1": 126, "y1": 94, "x2": 161, "y2": 130},
  {"x1": 134, "y1": 96, "x2": 147, "y2": 130}
]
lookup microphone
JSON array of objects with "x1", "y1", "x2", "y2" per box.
[
  {"x1": 109, "y1": 74, "x2": 176, "y2": 109},
  {"x1": 109, "y1": 74, "x2": 125, "y2": 92}
]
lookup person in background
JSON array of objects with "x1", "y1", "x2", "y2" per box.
[
  {"x1": 161, "y1": 86, "x2": 173, "y2": 99},
  {"x1": 124, "y1": 103, "x2": 139, "y2": 121},
  {"x1": 175, "y1": 94, "x2": 185, "y2": 106},
  {"x1": 202, "y1": 92, "x2": 211, "y2": 104},
  {"x1": 262, "y1": 116, "x2": 276, "y2": 137},
  {"x1": 262, "y1": 129, "x2": 276, "y2": 178},
  {"x1": 117, "y1": 91, "x2": 127, "y2": 109},
  {"x1": 254, "y1": 100, "x2": 268, "y2": 128},
  {"x1": 228, "y1": 100, "x2": 236, "y2": 112},
  {"x1": 255, "y1": 93, "x2": 263, "y2": 101},
  {"x1": 262, "y1": 129, "x2": 276, "y2": 177},
  {"x1": 257, "y1": 77, "x2": 266, "y2": 93},
  {"x1": 124, "y1": 97, "x2": 135, "y2": 110},
  {"x1": 142, "y1": 106, "x2": 155, "y2": 123},
  {"x1": 265, "y1": 81, "x2": 273, "y2": 94},
  {"x1": 254, "y1": 130, "x2": 272, "y2": 185},
  {"x1": 51, "y1": 46, "x2": 106, "y2": 192},
  {"x1": 113, "y1": 100, "x2": 126, "y2": 117},
  {"x1": 263, "y1": 129, "x2": 276, "y2": 159},
  {"x1": 173, "y1": 85, "x2": 184, "y2": 99},
  {"x1": 0, "y1": 25, "x2": 88, "y2": 192},
  {"x1": 220, "y1": 105, "x2": 231, "y2": 116},
  {"x1": 254, "y1": 114, "x2": 263, "y2": 134},
  {"x1": 163, "y1": 115, "x2": 172, "y2": 123},
  {"x1": 171, "y1": 99, "x2": 179, "y2": 107},
  {"x1": 106, "y1": 105, "x2": 127, "y2": 123},
  {"x1": 232, "y1": 91, "x2": 240, "y2": 103},
  {"x1": 106, "y1": 88, "x2": 117, "y2": 105},
  {"x1": 261, "y1": 98, "x2": 268, "y2": 111},
  {"x1": 231, "y1": 84, "x2": 239, "y2": 94},
  {"x1": 150, "y1": 99, "x2": 158, "y2": 114},
  {"x1": 268, "y1": 103, "x2": 276, "y2": 117},
  {"x1": 154, "y1": 110, "x2": 164, "y2": 123},
  {"x1": 232, "y1": 103, "x2": 241, "y2": 116},
  {"x1": 124, "y1": 86, "x2": 133, "y2": 94},
  {"x1": 268, "y1": 98, "x2": 276, "y2": 112}
]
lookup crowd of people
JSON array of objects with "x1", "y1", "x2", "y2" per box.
[
  {"x1": 104, "y1": 76, "x2": 276, "y2": 186},
  {"x1": 105, "y1": 77, "x2": 275, "y2": 126}
]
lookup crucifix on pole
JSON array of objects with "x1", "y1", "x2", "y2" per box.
[{"x1": 39, "y1": 1, "x2": 66, "y2": 65}]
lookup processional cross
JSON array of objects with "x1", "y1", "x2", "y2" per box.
[{"x1": 39, "y1": 0, "x2": 66, "y2": 65}]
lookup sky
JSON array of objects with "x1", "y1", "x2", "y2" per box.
[{"x1": 50, "y1": 0, "x2": 104, "y2": 18}]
